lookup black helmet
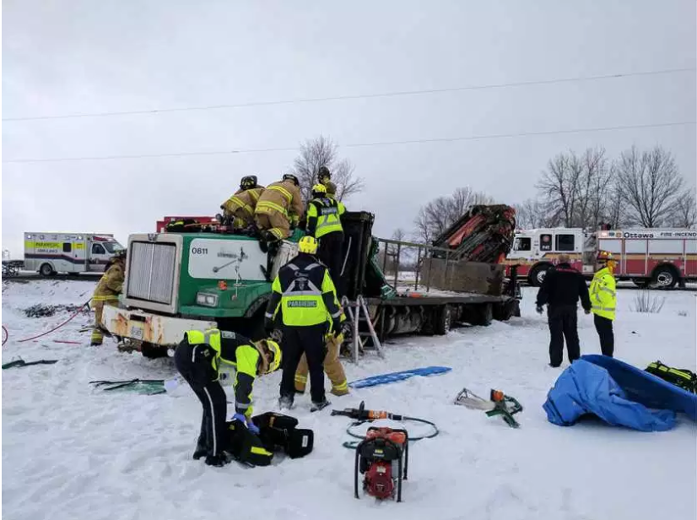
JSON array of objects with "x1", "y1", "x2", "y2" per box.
[
  {"x1": 283, "y1": 173, "x2": 299, "y2": 186},
  {"x1": 240, "y1": 175, "x2": 258, "y2": 190},
  {"x1": 318, "y1": 166, "x2": 331, "y2": 181}
]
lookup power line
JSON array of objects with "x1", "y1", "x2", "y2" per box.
[
  {"x1": 3, "y1": 120, "x2": 694, "y2": 165},
  {"x1": 3, "y1": 67, "x2": 694, "y2": 122}
]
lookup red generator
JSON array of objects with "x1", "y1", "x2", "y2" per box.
[{"x1": 354, "y1": 427, "x2": 409, "y2": 502}]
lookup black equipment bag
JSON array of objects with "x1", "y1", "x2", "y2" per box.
[
  {"x1": 226, "y1": 421, "x2": 274, "y2": 466},
  {"x1": 252, "y1": 412, "x2": 314, "y2": 459},
  {"x1": 645, "y1": 361, "x2": 697, "y2": 394}
]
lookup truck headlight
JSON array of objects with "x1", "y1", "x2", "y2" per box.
[{"x1": 196, "y1": 292, "x2": 219, "y2": 307}]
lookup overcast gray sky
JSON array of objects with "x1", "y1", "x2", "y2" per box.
[{"x1": 3, "y1": 0, "x2": 696, "y2": 257}]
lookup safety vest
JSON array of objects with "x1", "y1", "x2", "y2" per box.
[
  {"x1": 590, "y1": 267, "x2": 616, "y2": 320},
  {"x1": 185, "y1": 329, "x2": 260, "y2": 379},
  {"x1": 268, "y1": 258, "x2": 342, "y2": 327},
  {"x1": 307, "y1": 197, "x2": 345, "y2": 238}
]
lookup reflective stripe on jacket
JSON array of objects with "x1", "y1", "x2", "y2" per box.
[
  {"x1": 184, "y1": 328, "x2": 261, "y2": 417},
  {"x1": 306, "y1": 197, "x2": 345, "y2": 238},
  {"x1": 265, "y1": 254, "x2": 343, "y2": 329},
  {"x1": 255, "y1": 180, "x2": 305, "y2": 220},
  {"x1": 590, "y1": 267, "x2": 616, "y2": 320}
]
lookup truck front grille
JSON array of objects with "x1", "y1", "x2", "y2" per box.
[{"x1": 127, "y1": 242, "x2": 177, "y2": 304}]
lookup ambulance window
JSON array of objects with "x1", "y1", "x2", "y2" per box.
[
  {"x1": 540, "y1": 234, "x2": 552, "y2": 252},
  {"x1": 92, "y1": 243, "x2": 106, "y2": 254},
  {"x1": 515, "y1": 237, "x2": 531, "y2": 251},
  {"x1": 555, "y1": 234, "x2": 575, "y2": 252},
  {"x1": 62, "y1": 243, "x2": 72, "y2": 253}
]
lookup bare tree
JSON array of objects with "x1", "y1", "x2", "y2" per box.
[
  {"x1": 514, "y1": 198, "x2": 549, "y2": 229},
  {"x1": 615, "y1": 145, "x2": 683, "y2": 227},
  {"x1": 293, "y1": 136, "x2": 365, "y2": 202},
  {"x1": 669, "y1": 190, "x2": 697, "y2": 228},
  {"x1": 413, "y1": 187, "x2": 493, "y2": 242}
]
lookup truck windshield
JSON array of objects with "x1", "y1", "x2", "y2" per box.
[{"x1": 103, "y1": 242, "x2": 124, "y2": 254}]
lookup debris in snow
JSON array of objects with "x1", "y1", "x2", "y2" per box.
[{"x1": 23, "y1": 303, "x2": 86, "y2": 318}]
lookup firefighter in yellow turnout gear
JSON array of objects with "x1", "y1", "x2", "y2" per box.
[
  {"x1": 220, "y1": 175, "x2": 264, "y2": 229},
  {"x1": 318, "y1": 166, "x2": 337, "y2": 199},
  {"x1": 90, "y1": 250, "x2": 126, "y2": 346},
  {"x1": 590, "y1": 251, "x2": 617, "y2": 357},
  {"x1": 294, "y1": 323, "x2": 349, "y2": 397},
  {"x1": 254, "y1": 174, "x2": 305, "y2": 242},
  {"x1": 265, "y1": 235, "x2": 344, "y2": 411},
  {"x1": 174, "y1": 329, "x2": 281, "y2": 467}
]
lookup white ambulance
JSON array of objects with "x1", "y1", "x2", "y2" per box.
[{"x1": 24, "y1": 232, "x2": 125, "y2": 276}]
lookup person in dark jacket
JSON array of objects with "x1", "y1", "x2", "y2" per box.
[{"x1": 536, "y1": 254, "x2": 591, "y2": 367}]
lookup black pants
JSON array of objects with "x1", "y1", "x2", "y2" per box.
[
  {"x1": 280, "y1": 324, "x2": 327, "y2": 403},
  {"x1": 318, "y1": 232, "x2": 345, "y2": 298},
  {"x1": 594, "y1": 314, "x2": 614, "y2": 357},
  {"x1": 548, "y1": 305, "x2": 580, "y2": 367},
  {"x1": 174, "y1": 343, "x2": 227, "y2": 457}
]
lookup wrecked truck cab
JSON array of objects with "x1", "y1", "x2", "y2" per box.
[{"x1": 100, "y1": 230, "x2": 301, "y2": 355}]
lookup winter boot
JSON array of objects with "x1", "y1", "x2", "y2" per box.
[
  {"x1": 310, "y1": 399, "x2": 331, "y2": 412},
  {"x1": 193, "y1": 440, "x2": 208, "y2": 460},
  {"x1": 204, "y1": 454, "x2": 228, "y2": 467},
  {"x1": 330, "y1": 386, "x2": 349, "y2": 397}
]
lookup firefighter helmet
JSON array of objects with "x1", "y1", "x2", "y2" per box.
[
  {"x1": 312, "y1": 183, "x2": 327, "y2": 197},
  {"x1": 597, "y1": 251, "x2": 615, "y2": 262},
  {"x1": 318, "y1": 166, "x2": 331, "y2": 181},
  {"x1": 282, "y1": 173, "x2": 299, "y2": 186},
  {"x1": 298, "y1": 235, "x2": 318, "y2": 255},
  {"x1": 258, "y1": 339, "x2": 282, "y2": 374},
  {"x1": 240, "y1": 175, "x2": 257, "y2": 190}
]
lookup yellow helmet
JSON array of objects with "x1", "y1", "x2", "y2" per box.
[
  {"x1": 258, "y1": 339, "x2": 281, "y2": 374},
  {"x1": 312, "y1": 183, "x2": 327, "y2": 197},
  {"x1": 298, "y1": 235, "x2": 318, "y2": 254}
]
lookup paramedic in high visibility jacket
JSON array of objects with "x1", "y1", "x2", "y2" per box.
[
  {"x1": 254, "y1": 174, "x2": 305, "y2": 243},
  {"x1": 220, "y1": 175, "x2": 264, "y2": 229},
  {"x1": 174, "y1": 329, "x2": 281, "y2": 467},
  {"x1": 318, "y1": 166, "x2": 337, "y2": 199},
  {"x1": 90, "y1": 250, "x2": 126, "y2": 346},
  {"x1": 265, "y1": 235, "x2": 344, "y2": 412},
  {"x1": 590, "y1": 251, "x2": 617, "y2": 357},
  {"x1": 306, "y1": 183, "x2": 346, "y2": 297}
]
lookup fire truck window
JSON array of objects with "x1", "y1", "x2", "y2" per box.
[
  {"x1": 515, "y1": 237, "x2": 531, "y2": 251},
  {"x1": 92, "y1": 243, "x2": 106, "y2": 255},
  {"x1": 62, "y1": 243, "x2": 72, "y2": 253},
  {"x1": 625, "y1": 240, "x2": 647, "y2": 254},
  {"x1": 599, "y1": 239, "x2": 622, "y2": 254},
  {"x1": 555, "y1": 234, "x2": 575, "y2": 252},
  {"x1": 540, "y1": 234, "x2": 552, "y2": 252},
  {"x1": 649, "y1": 240, "x2": 683, "y2": 254}
]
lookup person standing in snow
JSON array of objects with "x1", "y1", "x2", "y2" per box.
[
  {"x1": 536, "y1": 254, "x2": 591, "y2": 367},
  {"x1": 265, "y1": 235, "x2": 344, "y2": 412},
  {"x1": 590, "y1": 251, "x2": 617, "y2": 357},
  {"x1": 174, "y1": 329, "x2": 281, "y2": 467},
  {"x1": 90, "y1": 250, "x2": 126, "y2": 346}
]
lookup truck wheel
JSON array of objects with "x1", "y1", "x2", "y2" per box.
[
  {"x1": 434, "y1": 305, "x2": 452, "y2": 335},
  {"x1": 140, "y1": 342, "x2": 169, "y2": 359},
  {"x1": 39, "y1": 263, "x2": 54, "y2": 276},
  {"x1": 528, "y1": 265, "x2": 549, "y2": 287},
  {"x1": 471, "y1": 303, "x2": 493, "y2": 326},
  {"x1": 652, "y1": 266, "x2": 678, "y2": 289}
]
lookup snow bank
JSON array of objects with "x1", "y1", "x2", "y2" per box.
[{"x1": 2, "y1": 280, "x2": 696, "y2": 520}]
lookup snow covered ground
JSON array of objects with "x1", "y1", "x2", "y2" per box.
[{"x1": 2, "y1": 280, "x2": 696, "y2": 520}]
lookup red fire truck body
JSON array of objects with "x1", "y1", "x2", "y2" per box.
[{"x1": 505, "y1": 227, "x2": 697, "y2": 288}]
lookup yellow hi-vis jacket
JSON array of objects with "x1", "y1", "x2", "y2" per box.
[
  {"x1": 306, "y1": 196, "x2": 345, "y2": 238},
  {"x1": 590, "y1": 267, "x2": 616, "y2": 320},
  {"x1": 184, "y1": 329, "x2": 262, "y2": 418}
]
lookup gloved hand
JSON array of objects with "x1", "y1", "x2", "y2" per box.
[
  {"x1": 246, "y1": 419, "x2": 260, "y2": 435},
  {"x1": 232, "y1": 413, "x2": 247, "y2": 425},
  {"x1": 536, "y1": 305, "x2": 544, "y2": 315}
]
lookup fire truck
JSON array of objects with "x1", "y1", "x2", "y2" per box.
[{"x1": 505, "y1": 227, "x2": 697, "y2": 288}]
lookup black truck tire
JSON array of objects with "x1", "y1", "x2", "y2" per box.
[
  {"x1": 471, "y1": 303, "x2": 493, "y2": 326},
  {"x1": 652, "y1": 265, "x2": 678, "y2": 289},
  {"x1": 39, "y1": 263, "x2": 54, "y2": 276},
  {"x1": 434, "y1": 305, "x2": 453, "y2": 335}
]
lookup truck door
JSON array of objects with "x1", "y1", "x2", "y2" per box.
[{"x1": 89, "y1": 242, "x2": 110, "y2": 272}]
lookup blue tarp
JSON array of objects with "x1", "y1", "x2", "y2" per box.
[{"x1": 543, "y1": 359, "x2": 677, "y2": 432}]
